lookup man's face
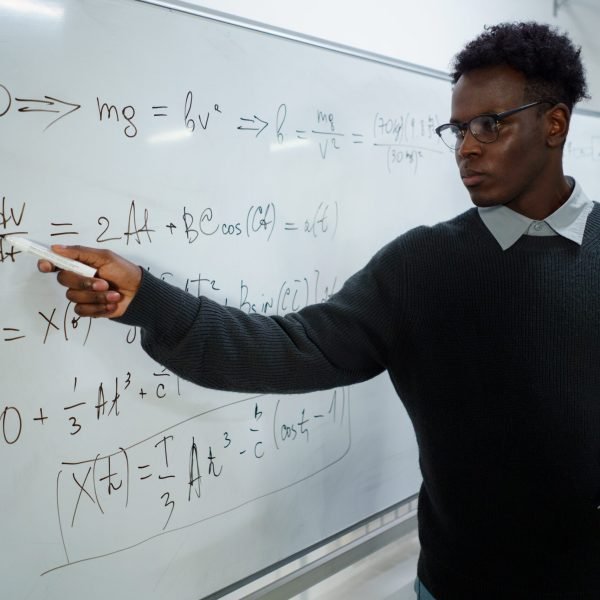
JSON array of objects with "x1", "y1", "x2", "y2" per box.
[{"x1": 451, "y1": 65, "x2": 550, "y2": 212}]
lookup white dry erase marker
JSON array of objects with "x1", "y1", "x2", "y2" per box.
[{"x1": 4, "y1": 235, "x2": 97, "y2": 277}]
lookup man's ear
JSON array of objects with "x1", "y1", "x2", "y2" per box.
[{"x1": 546, "y1": 103, "x2": 570, "y2": 148}]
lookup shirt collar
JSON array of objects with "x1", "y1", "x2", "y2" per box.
[{"x1": 477, "y1": 179, "x2": 594, "y2": 250}]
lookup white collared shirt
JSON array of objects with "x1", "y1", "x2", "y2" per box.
[{"x1": 477, "y1": 178, "x2": 594, "y2": 250}]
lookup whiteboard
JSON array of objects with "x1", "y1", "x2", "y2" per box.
[
  {"x1": 1, "y1": 1, "x2": 596, "y2": 599},
  {"x1": 565, "y1": 109, "x2": 600, "y2": 198}
]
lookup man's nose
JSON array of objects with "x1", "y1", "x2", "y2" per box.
[{"x1": 456, "y1": 129, "x2": 482, "y2": 157}]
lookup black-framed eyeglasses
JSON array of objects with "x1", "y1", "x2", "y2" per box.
[{"x1": 435, "y1": 99, "x2": 556, "y2": 150}]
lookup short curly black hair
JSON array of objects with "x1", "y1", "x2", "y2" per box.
[{"x1": 451, "y1": 22, "x2": 589, "y2": 111}]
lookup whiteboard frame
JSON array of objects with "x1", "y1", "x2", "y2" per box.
[
  {"x1": 212, "y1": 497, "x2": 419, "y2": 600},
  {"x1": 137, "y1": 0, "x2": 452, "y2": 81}
]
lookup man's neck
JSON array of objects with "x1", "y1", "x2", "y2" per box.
[{"x1": 504, "y1": 174, "x2": 573, "y2": 220}]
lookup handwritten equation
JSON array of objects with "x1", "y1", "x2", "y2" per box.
[
  {"x1": 0, "y1": 82, "x2": 444, "y2": 172},
  {"x1": 0, "y1": 265, "x2": 338, "y2": 359},
  {"x1": 0, "y1": 365, "x2": 181, "y2": 446},
  {"x1": 0, "y1": 194, "x2": 339, "y2": 255},
  {"x1": 46, "y1": 387, "x2": 350, "y2": 574}
]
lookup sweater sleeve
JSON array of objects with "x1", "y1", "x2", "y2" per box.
[{"x1": 115, "y1": 239, "x2": 406, "y2": 394}]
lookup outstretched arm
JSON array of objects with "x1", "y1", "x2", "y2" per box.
[{"x1": 38, "y1": 241, "x2": 404, "y2": 394}]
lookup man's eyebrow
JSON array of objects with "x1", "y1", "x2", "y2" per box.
[{"x1": 449, "y1": 109, "x2": 499, "y2": 124}]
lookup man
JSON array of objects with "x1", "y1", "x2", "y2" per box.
[{"x1": 40, "y1": 22, "x2": 598, "y2": 599}]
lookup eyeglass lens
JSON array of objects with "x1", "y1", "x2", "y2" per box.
[{"x1": 440, "y1": 115, "x2": 498, "y2": 148}]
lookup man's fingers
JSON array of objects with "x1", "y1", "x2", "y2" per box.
[
  {"x1": 56, "y1": 269, "x2": 110, "y2": 292},
  {"x1": 50, "y1": 244, "x2": 112, "y2": 268},
  {"x1": 73, "y1": 302, "x2": 119, "y2": 318},
  {"x1": 65, "y1": 289, "x2": 121, "y2": 305},
  {"x1": 37, "y1": 259, "x2": 56, "y2": 273},
  {"x1": 65, "y1": 287, "x2": 122, "y2": 318},
  {"x1": 38, "y1": 244, "x2": 140, "y2": 320}
]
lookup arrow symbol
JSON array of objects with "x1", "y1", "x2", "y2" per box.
[
  {"x1": 237, "y1": 115, "x2": 268, "y2": 137},
  {"x1": 15, "y1": 95, "x2": 81, "y2": 131}
]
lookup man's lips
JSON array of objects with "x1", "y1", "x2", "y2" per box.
[{"x1": 461, "y1": 170, "x2": 485, "y2": 187}]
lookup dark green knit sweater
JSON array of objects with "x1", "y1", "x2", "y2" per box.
[{"x1": 119, "y1": 205, "x2": 600, "y2": 598}]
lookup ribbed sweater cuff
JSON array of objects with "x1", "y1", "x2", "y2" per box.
[{"x1": 114, "y1": 269, "x2": 201, "y2": 339}]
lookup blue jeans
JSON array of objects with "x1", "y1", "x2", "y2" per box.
[{"x1": 414, "y1": 577, "x2": 437, "y2": 599}]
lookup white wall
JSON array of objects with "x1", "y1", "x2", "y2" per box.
[{"x1": 183, "y1": 0, "x2": 600, "y2": 112}]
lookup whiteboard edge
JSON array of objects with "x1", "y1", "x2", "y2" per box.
[
  {"x1": 574, "y1": 106, "x2": 600, "y2": 118},
  {"x1": 133, "y1": 0, "x2": 453, "y2": 82},
  {"x1": 240, "y1": 512, "x2": 419, "y2": 600},
  {"x1": 134, "y1": 0, "x2": 600, "y2": 119}
]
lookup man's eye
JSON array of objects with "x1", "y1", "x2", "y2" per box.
[{"x1": 475, "y1": 118, "x2": 496, "y2": 134}]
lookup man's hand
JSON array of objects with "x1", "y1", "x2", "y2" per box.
[{"x1": 37, "y1": 245, "x2": 142, "y2": 318}]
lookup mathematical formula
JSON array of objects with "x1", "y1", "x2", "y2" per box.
[
  {"x1": 46, "y1": 387, "x2": 350, "y2": 574},
  {"x1": 0, "y1": 195, "x2": 339, "y2": 251},
  {"x1": 0, "y1": 82, "x2": 444, "y2": 171}
]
